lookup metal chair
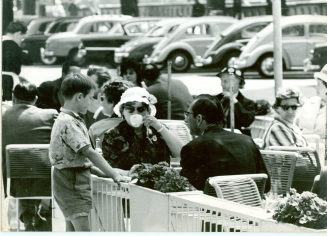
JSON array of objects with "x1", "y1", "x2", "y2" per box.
[
  {"x1": 159, "y1": 119, "x2": 193, "y2": 167},
  {"x1": 250, "y1": 116, "x2": 273, "y2": 147},
  {"x1": 204, "y1": 174, "x2": 267, "y2": 207},
  {"x1": 159, "y1": 119, "x2": 192, "y2": 145},
  {"x1": 267, "y1": 146, "x2": 321, "y2": 193},
  {"x1": 6, "y1": 144, "x2": 52, "y2": 231},
  {"x1": 260, "y1": 150, "x2": 298, "y2": 196}
]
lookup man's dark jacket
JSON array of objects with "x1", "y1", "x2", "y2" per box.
[
  {"x1": 2, "y1": 104, "x2": 58, "y2": 197},
  {"x1": 216, "y1": 92, "x2": 256, "y2": 130},
  {"x1": 36, "y1": 77, "x2": 63, "y2": 112},
  {"x1": 180, "y1": 125, "x2": 270, "y2": 192}
]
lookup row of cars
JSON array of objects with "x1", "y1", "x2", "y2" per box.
[{"x1": 23, "y1": 14, "x2": 327, "y2": 76}]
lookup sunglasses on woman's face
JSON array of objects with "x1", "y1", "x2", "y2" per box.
[
  {"x1": 124, "y1": 105, "x2": 148, "y2": 113},
  {"x1": 280, "y1": 104, "x2": 300, "y2": 111}
]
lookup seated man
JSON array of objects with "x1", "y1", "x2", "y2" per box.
[
  {"x1": 180, "y1": 94, "x2": 270, "y2": 192},
  {"x1": 2, "y1": 81, "x2": 58, "y2": 231},
  {"x1": 216, "y1": 67, "x2": 256, "y2": 134},
  {"x1": 36, "y1": 61, "x2": 81, "y2": 111}
]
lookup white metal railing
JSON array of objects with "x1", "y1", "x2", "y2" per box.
[
  {"x1": 90, "y1": 176, "x2": 325, "y2": 232},
  {"x1": 90, "y1": 175, "x2": 130, "y2": 232}
]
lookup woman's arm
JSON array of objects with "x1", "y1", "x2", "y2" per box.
[{"x1": 143, "y1": 116, "x2": 183, "y2": 157}]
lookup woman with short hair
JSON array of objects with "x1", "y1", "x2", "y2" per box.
[{"x1": 264, "y1": 87, "x2": 307, "y2": 148}]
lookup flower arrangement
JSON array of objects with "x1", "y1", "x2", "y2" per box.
[
  {"x1": 129, "y1": 162, "x2": 195, "y2": 193},
  {"x1": 272, "y1": 188, "x2": 327, "y2": 229}
]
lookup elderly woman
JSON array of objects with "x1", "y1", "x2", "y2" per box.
[
  {"x1": 102, "y1": 87, "x2": 183, "y2": 172},
  {"x1": 264, "y1": 87, "x2": 307, "y2": 148}
]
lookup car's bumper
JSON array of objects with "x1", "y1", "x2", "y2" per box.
[
  {"x1": 42, "y1": 48, "x2": 55, "y2": 57},
  {"x1": 231, "y1": 56, "x2": 249, "y2": 69},
  {"x1": 303, "y1": 58, "x2": 320, "y2": 72},
  {"x1": 194, "y1": 56, "x2": 212, "y2": 67}
]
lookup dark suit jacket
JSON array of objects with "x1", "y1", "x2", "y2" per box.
[
  {"x1": 2, "y1": 104, "x2": 58, "y2": 197},
  {"x1": 180, "y1": 125, "x2": 270, "y2": 192},
  {"x1": 216, "y1": 92, "x2": 256, "y2": 130},
  {"x1": 36, "y1": 77, "x2": 64, "y2": 112},
  {"x1": 146, "y1": 76, "x2": 193, "y2": 120}
]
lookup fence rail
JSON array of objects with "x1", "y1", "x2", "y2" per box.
[{"x1": 89, "y1": 175, "x2": 325, "y2": 232}]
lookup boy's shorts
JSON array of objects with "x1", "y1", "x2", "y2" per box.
[{"x1": 53, "y1": 167, "x2": 92, "y2": 221}]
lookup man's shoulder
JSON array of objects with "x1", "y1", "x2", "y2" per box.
[{"x1": 38, "y1": 78, "x2": 62, "y2": 89}]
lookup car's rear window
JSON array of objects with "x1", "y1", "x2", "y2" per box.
[{"x1": 309, "y1": 24, "x2": 327, "y2": 37}]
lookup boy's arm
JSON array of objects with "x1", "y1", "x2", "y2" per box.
[{"x1": 82, "y1": 146, "x2": 130, "y2": 183}]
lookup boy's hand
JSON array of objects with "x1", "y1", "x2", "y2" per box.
[{"x1": 113, "y1": 175, "x2": 131, "y2": 186}]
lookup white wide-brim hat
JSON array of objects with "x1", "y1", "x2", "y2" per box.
[
  {"x1": 113, "y1": 87, "x2": 157, "y2": 117},
  {"x1": 314, "y1": 64, "x2": 327, "y2": 83}
]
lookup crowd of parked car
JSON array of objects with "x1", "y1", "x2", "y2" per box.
[{"x1": 22, "y1": 14, "x2": 327, "y2": 76}]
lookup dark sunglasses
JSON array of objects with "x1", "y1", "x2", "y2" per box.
[
  {"x1": 280, "y1": 104, "x2": 300, "y2": 111},
  {"x1": 124, "y1": 105, "x2": 148, "y2": 113}
]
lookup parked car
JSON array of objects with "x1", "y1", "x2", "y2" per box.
[
  {"x1": 194, "y1": 15, "x2": 272, "y2": 69},
  {"x1": 114, "y1": 18, "x2": 190, "y2": 64},
  {"x1": 25, "y1": 17, "x2": 55, "y2": 36},
  {"x1": 22, "y1": 17, "x2": 81, "y2": 64},
  {"x1": 233, "y1": 15, "x2": 327, "y2": 77},
  {"x1": 303, "y1": 42, "x2": 327, "y2": 72},
  {"x1": 77, "y1": 17, "x2": 162, "y2": 66},
  {"x1": 145, "y1": 16, "x2": 238, "y2": 72},
  {"x1": 43, "y1": 15, "x2": 132, "y2": 65}
]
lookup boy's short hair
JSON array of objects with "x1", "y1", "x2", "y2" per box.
[
  {"x1": 60, "y1": 73, "x2": 96, "y2": 100},
  {"x1": 13, "y1": 81, "x2": 37, "y2": 102},
  {"x1": 6, "y1": 21, "x2": 27, "y2": 34}
]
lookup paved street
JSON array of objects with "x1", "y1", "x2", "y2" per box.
[{"x1": 21, "y1": 65, "x2": 317, "y2": 104}]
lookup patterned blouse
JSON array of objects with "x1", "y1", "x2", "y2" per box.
[
  {"x1": 264, "y1": 115, "x2": 307, "y2": 148},
  {"x1": 102, "y1": 120, "x2": 171, "y2": 170}
]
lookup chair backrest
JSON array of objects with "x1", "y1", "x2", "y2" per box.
[
  {"x1": 260, "y1": 150, "x2": 298, "y2": 196},
  {"x1": 6, "y1": 144, "x2": 51, "y2": 179},
  {"x1": 204, "y1": 174, "x2": 267, "y2": 207},
  {"x1": 159, "y1": 119, "x2": 192, "y2": 145},
  {"x1": 250, "y1": 116, "x2": 274, "y2": 140},
  {"x1": 267, "y1": 146, "x2": 321, "y2": 193}
]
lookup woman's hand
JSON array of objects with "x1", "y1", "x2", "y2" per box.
[{"x1": 143, "y1": 115, "x2": 163, "y2": 132}]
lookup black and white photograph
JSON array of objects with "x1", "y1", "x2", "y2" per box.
[{"x1": 1, "y1": 0, "x2": 327, "y2": 232}]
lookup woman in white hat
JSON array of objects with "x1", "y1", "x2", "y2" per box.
[{"x1": 101, "y1": 87, "x2": 183, "y2": 172}]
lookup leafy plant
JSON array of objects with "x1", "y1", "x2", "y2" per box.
[
  {"x1": 129, "y1": 162, "x2": 195, "y2": 193},
  {"x1": 272, "y1": 188, "x2": 327, "y2": 229}
]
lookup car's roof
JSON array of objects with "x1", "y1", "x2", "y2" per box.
[
  {"x1": 280, "y1": 14, "x2": 327, "y2": 25},
  {"x1": 121, "y1": 17, "x2": 166, "y2": 25},
  {"x1": 222, "y1": 15, "x2": 273, "y2": 35},
  {"x1": 176, "y1": 16, "x2": 237, "y2": 28},
  {"x1": 78, "y1": 14, "x2": 132, "y2": 24}
]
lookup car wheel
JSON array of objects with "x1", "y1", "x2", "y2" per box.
[
  {"x1": 258, "y1": 54, "x2": 274, "y2": 77},
  {"x1": 40, "y1": 52, "x2": 57, "y2": 65},
  {"x1": 223, "y1": 50, "x2": 240, "y2": 68},
  {"x1": 169, "y1": 51, "x2": 191, "y2": 72}
]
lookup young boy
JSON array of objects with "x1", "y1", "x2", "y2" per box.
[{"x1": 49, "y1": 73, "x2": 130, "y2": 231}]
